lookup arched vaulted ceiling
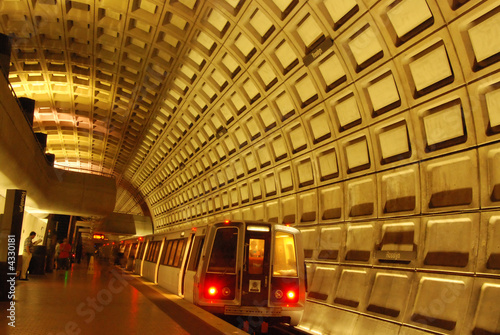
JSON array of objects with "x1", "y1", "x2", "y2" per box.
[
  {"x1": 3, "y1": 2, "x2": 500, "y2": 333},
  {"x1": 1, "y1": 0, "x2": 499, "y2": 229}
]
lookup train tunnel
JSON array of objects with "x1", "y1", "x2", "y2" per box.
[{"x1": 0, "y1": 0, "x2": 499, "y2": 334}]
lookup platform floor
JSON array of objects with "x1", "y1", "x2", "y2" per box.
[{"x1": 0, "y1": 260, "x2": 246, "y2": 335}]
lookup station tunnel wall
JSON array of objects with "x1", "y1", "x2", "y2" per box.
[{"x1": 136, "y1": 1, "x2": 500, "y2": 334}]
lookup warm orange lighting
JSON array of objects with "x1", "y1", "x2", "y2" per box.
[
  {"x1": 224, "y1": 220, "x2": 231, "y2": 224},
  {"x1": 287, "y1": 291, "x2": 295, "y2": 300},
  {"x1": 192, "y1": 227, "x2": 197, "y2": 231},
  {"x1": 138, "y1": 237, "x2": 144, "y2": 241},
  {"x1": 208, "y1": 287, "x2": 218, "y2": 296},
  {"x1": 93, "y1": 233, "x2": 105, "y2": 240}
]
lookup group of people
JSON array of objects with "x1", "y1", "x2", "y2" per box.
[
  {"x1": 54, "y1": 238, "x2": 72, "y2": 270},
  {"x1": 20, "y1": 232, "x2": 73, "y2": 280}
]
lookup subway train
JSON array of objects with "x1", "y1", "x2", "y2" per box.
[{"x1": 116, "y1": 220, "x2": 306, "y2": 327}]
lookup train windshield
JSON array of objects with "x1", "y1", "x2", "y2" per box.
[
  {"x1": 273, "y1": 231, "x2": 297, "y2": 277},
  {"x1": 248, "y1": 238, "x2": 265, "y2": 275},
  {"x1": 208, "y1": 227, "x2": 238, "y2": 273}
]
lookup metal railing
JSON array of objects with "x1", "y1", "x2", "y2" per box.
[
  {"x1": 53, "y1": 163, "x2": 116, "y2": 178},
  {"x1": 2, "y1": 73, "x2": 55, "y2": 166}
]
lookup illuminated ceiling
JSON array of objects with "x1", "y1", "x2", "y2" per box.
[{"x1": 1, "y1": 0, "x2": 246, "y2": 215}]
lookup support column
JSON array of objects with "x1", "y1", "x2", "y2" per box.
[
  {"x1": 44, "y1": 215, "x2": 57, "y2": 273},
  {"x1": 0, "y1": 189, "x2": 27, "y2": 301},
  {"x1": 68, "y1": 215, "x2": 77, "y2": 243}
]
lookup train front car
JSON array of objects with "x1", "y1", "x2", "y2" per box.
[{"x1": 195, "y1": 220, "x2": 306, "y2": 327}]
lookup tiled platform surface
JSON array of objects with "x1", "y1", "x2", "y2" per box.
[{"x1": 0, "y1": 261, "x2": 246, "y2": 335}]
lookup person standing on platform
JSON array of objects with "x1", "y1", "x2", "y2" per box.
[
  {"x1": 20, "y1": 231, "x2": 41, "y2": 280},
  {"x1": 54, "y1": 240, "x2": 61, "y2": 270},
  {"x1": 58, "y1": 238, "x2": 72, "y2": 270}
]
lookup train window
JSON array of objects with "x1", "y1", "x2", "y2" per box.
[
  {"x1": 146, "y1": 241, "x2": 162, "y2": 262},
  {"x1": 173, "y1": 239, "x2": 185, "y2": 267},
  {"x1": 162, "y1": 241, "x2": 174, "y2": 265},
  {"x1": 137, "y1": 242, "x2": 146, "y2": 259},
  {"x1": 273, "y1": 232, "x2": 298, "y2": 277},
  {"x1": 145, "y1": 243, "x2": 153, "y2": 261},
  {"x1": 168, "y1": 240, "x2": 179, "y2": 266},
  {"x1": 148, "y1": 242, "x2": 155, "y2": 261},
  {"x1": 150, "y1": 242, "x2": 158, "y2": 261},
  {"x1": 248, "y1": 238, "x2": 265, "y2": 274},
  {"x1": 208, "y1": 227, "x2": 238, "y2": 273},
  {"x1": 147, "y1": 242, "x2": 154, "y2": 261},
  {"x1": 152, "y1": 241, "x2": 162, "y2": 262},
  {"x1": 161, "y1": 239, "x2": 187, "y2": 267},
  {"x1": 188, "y1": 237, "x2": 205, "y2": 271}
]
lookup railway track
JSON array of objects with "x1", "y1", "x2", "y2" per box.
[
  {"x1": 269, "y1": 324, "x2": 311, "y2": 335},
  {"x1": 234, "y1": 322, "x2": 312, "y2": 335}
]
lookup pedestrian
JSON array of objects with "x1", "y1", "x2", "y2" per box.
[
  {"x1": 20, "y1": 231, "x2": 41, "y2": 280},
  {"x1": 58, "y1": 238, "x2": 72, "y2": 270},
  {"x1": 54, "y1": 240, "x2": 61, "y2": 270}
]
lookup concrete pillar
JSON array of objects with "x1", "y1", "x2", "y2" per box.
[{"x1": 0, "y1": 189, "x2": 27, "y2": 301}]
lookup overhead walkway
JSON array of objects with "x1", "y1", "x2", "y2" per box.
[{"x1": 0, "y1": 261, "x2": 246, "y2": 335}]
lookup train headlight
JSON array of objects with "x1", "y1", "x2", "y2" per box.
[
  {"x1": 208, "y1": 287, "x2": 218, "y2": 296},
  {"x1": 222, "y1": 287, "x2": 231, "y2": 297},
  {"x1": 274, "y1": 290, "x2": 283, "y2": 300}
]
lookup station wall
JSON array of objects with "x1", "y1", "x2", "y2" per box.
[{"x1": 121, "y1": 0, "x2": 500, "y2": 334}]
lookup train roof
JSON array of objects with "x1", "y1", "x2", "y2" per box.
[{"x1": 120, "y1": 220, "x2": 300, "y2": 241}]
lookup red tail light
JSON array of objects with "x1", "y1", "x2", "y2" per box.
[
  {"x1": 208, "y1": 287, "x2": 218, "y2": 296},
  {"x1": 204, "y1": 274, "x2": 236, "y2": 300},
  {"x1": 272, "y1": 278, "x2": 300, "y2": 304}
]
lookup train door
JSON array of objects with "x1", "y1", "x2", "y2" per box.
[
  {"x1": 126, "y1": 243, "x2": 138, "y2": 271},
  {"x1": 241, "y1": 224, "x2": 271, "y2": 307},
  {"x1": 202, "y1": 225, "x2": 240, "y2": 304},
  {"x1": 124, "y1": 244, "x2": 131, "y2": 258},
  {"x1": 139, "y1": 241, "x2": 149, "y2": 276},
  {"x1": 183, "y1": 234, "x2": 205, "y2": 302},
  {"x1": 180, "y1": 233, "x2": 195, "y2": 296},
  {"x1": 154, "y1": 239, "x2": 165, "y2": 284}
]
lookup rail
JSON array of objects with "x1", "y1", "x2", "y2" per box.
[
  {"x1": 1, "y1": 59, "x2": 56, "y2": 166},
  {"x1": 6, "y1": 83, "x2": 55, "y2": 165}
]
